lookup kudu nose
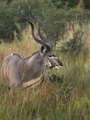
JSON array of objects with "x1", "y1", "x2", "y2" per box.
[
  {"x1": 58, "y1": 60, "x2": 63, "y2": 68},
  {"x1": 48, "y1": 56, "x2": 63, "y2": 69}
]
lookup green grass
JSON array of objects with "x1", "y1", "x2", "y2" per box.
[{"x1": 0, "y1": 26, "x2": 90, "y2": 120}]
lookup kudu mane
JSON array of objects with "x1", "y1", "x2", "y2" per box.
[{"x1": 24, "y1": 51, "x2": 39, "y2": 60}]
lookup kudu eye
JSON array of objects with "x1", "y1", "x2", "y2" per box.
[
  {"x1": 48, "y1": 53, "x2": 53, "y2": 57},
  {"x1": 49, "y1": 55, "x2": 52, "y2": 57}
]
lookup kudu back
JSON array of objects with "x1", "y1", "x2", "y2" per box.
[{"x1": 0, "y1": 8, "x2": 63, "y2": 88}]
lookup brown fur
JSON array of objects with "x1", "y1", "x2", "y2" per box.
[
  {"x1": 0, "y1": 52, "x2": 47, "y2": 87},
  {"x1": 0, "y1": 51, "x2": 63, "y2": 88}
]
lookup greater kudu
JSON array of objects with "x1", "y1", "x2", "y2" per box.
[{"x1": 0, "y1": 8, "x2": 63, "y2": 89}]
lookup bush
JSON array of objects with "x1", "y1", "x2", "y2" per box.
[
  {"x1": 60, "y1": 30, "x2": 88, "y2": 57},
  {"x1": 84, "y1": 0, "x2": 90, "y2": 9}
]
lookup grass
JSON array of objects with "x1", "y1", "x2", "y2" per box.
[{"x1": 0, "y1": 25, "x2": 90, "y2": 120}]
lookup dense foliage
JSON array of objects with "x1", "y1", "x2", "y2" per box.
[{"x1": 0, "y1": 0, "x2": 90, "y2": 43}]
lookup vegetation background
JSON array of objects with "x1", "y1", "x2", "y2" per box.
[{"x1": 0, "y1": 0, "x2": 90, "y2": 120}]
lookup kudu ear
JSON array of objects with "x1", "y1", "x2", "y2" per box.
[{"x1": 40, "y1": 45, "x2": 47, "y2": 54}]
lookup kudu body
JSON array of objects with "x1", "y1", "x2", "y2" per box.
[{"x1": 0, "y1": 8, "x2": 63, "y2": 88}]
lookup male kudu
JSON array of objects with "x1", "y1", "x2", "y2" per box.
[{"x1": 0, "y1": 8, "x2": 63, "y2": 89}]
